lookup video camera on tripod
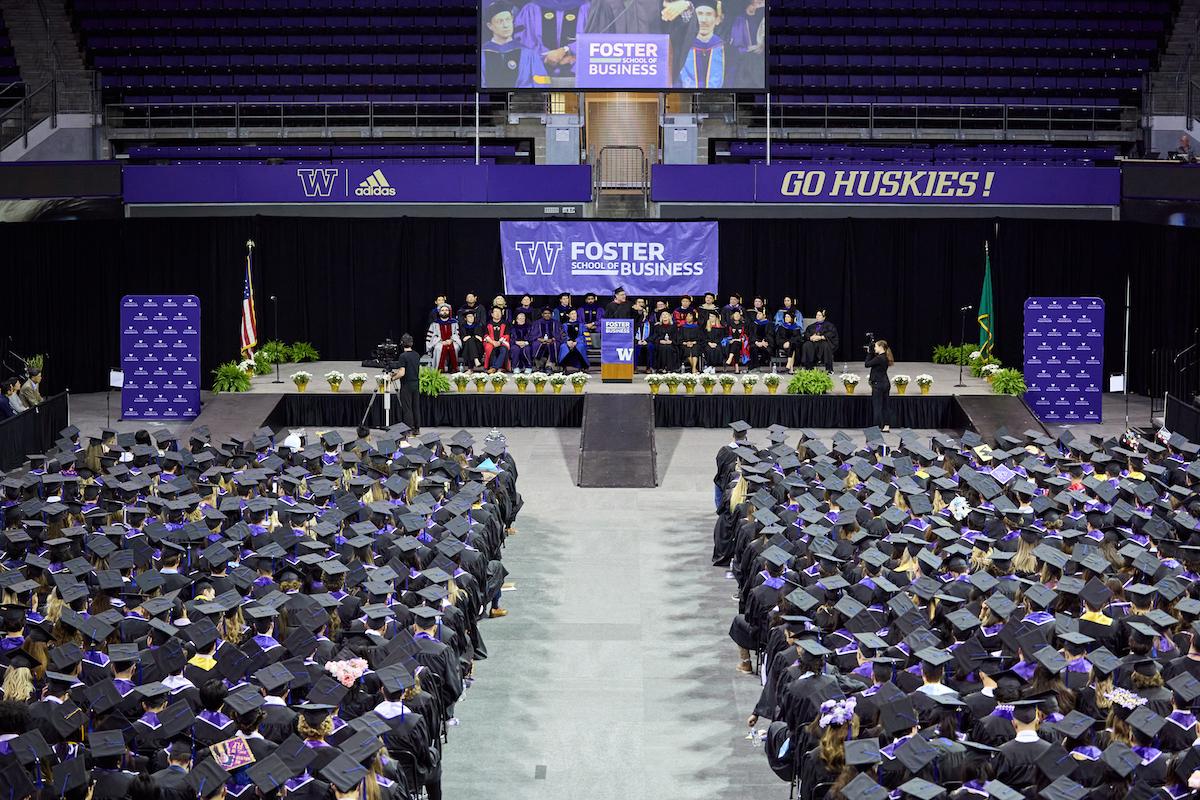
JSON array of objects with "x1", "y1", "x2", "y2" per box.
[
  {"x1": 362, "y1": 338, "x2": 401, "y2": 370},
  {"x1": 863, "y1": 331, "x2": 876, "y2": 353}
]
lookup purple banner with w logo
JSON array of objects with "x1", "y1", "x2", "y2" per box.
[
  {"x1": 1024, "y1": 297, "x2": 1105, "y2": 423},
  {"x1": 500, "y1": 221, "x2": 718, "y2": 295},
  {"x1": 120, "y1": 295, "x2": 202, "y2": 420}
]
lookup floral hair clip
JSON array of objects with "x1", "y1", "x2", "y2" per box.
[
  {"x1": 818, "y1": 697, "x2": 857, "y2": 728},
  {"x1": 1104, "y1": 686, "x2": 1147, "y2": 711}
]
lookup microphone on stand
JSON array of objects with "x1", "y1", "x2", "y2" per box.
[{"x1": 960, "y1": 305, "x2": 974, "y2": 312}]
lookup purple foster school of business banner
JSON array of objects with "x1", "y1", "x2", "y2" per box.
[
  {"x1": 501, "y1": 220, "x2": 717, "y2": 296},
  {"x1": 120, "y1": 295, "x2": 201, "y2": 421},
  {"x1": 575, "y1": 34, "x2": 670, "y2": 89},
  {"x1": 651, "y1": 164, "x2": 1122, "y2": 206},
  {"x1": 1024, "y1": 297, "x2": 1105, "y2": 424}
]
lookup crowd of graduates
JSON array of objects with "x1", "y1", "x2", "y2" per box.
[
  {"x1": 713, "y1": 420, "x2": 1200, "y2": 800},
  {"x1": 0, "y1": 421, "x2": 522, "y2": 800}
]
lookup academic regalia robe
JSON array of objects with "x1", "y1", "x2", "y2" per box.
[
  {"x1": 651, "y1": 323, "x2": 679, "y2": 371},
  {"x1": 800, "y1": 320, "x2": 839, "y2": 370},
  {"x1": 678, "y1": 35, "x2": 726, "y2": 89},
  {"x1": 91, "y1": 769, "x2": 138, "y2": 800},
  {"x1": 702, "y1": 325, "x2": 726, "y2": 367},
  {"x1": 509, "y1": 322, "x2": 535, "y2": 370},
  {"x1": 515, "y1": 1, "x2": 591, "y2": 78},
  {"x1": 723, "y1": 322, "x2": 749, "y2": 364},
  {"x1": 260, "y1": 702, "x2": 298, "y2": 743},
  {"x1": 426, "y1": 319, "x2": 460, "y2": 373},
  {"x1": 994, "y1": 736, "x2": 1051, "y2": 788},
  {"x1": 483, "y1": 322, "x2": 511, "y2": 371},
  {"x1": 375, "y1": 706, "x2": 438, "y2": 791},
  {"x1": 413, "y1": 634, "x2": 464, "y2": 712},
  {"x1": 458, "y1": 320, "x2": 485, "y2": 369},
  {"x1": 481, "y1": 39, "x2": 550, "y2": 89},
  {"x1": 530, "y1": 318, "x2": 562, "y2": 367},
  {"x1": 557, "y1": 321, "x2": 589, "y2": 369},
  {"x1": 678, "y1": 323, "x2": 702, "y2": 365},
  {"x1": 729, "y1": 6, "x2": 766, "y2": 88},
  {"x1": 773, "y1": 322, "x2": 802, "y2": 360}
]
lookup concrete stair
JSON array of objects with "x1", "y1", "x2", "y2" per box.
[
  {"x1": 1151, "y1": 0, "x2": 1200, "y2": 114},
  {"x1": 0, "y1": 0, "x2": 94, "y2": 112}
]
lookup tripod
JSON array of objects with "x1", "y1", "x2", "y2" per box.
[{"x1": 360, "y1": 374, "x2": 393, "y2": 429}]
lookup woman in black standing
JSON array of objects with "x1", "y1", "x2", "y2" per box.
[{"x1": 865, "y1": 338, "x2": 894, "y2": 432}]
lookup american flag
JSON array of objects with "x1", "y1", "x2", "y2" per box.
[{"x1": 240, "y1": 241, "x2": 258, "y2": 355}]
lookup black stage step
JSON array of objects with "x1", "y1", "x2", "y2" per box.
[
  {"x1": 955, "y1": 395, "x2": 1048, "y2": 441},
  {"x1": 577, "y1": 393, "x2": 657, "y2": 488}
]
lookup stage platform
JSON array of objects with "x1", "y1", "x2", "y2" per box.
[{"x1": 245, "y1": 360, "x2": 997, "y2": 397}]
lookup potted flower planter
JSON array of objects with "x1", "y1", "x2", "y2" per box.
[{"x1": 844, "y1": 383, "x2": 855, "y2": 395}]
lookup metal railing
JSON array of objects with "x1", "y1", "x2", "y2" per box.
[
  {"x1": 737, "y1": 99, "x2": 1139, "y2": 136},
  {"x1": 105, "y1": 99, "x2": 506, "y2": 134},
  {"x1": 1188, "y1": 79, "x2": 1200, "y2": 130},
  {"x1": 0, "y1": 72, "x2": 100, "y2": 153},
  {"x1": 594, "y1": 144, "x2": 649, "y2": 209}
]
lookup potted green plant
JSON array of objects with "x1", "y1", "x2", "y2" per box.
[
  {"x1": 915, "y1": 373, "x2": 934, "y2": 395},
  {"x1": 740, "y1": 374, "x2": 759, "y2": 394},
  {"x1": 699, "y1": 373, "x2": 718, "y2": 394},
  {"x1": 646, "y1": 373, "x2": 663, "y2": 395},
  {"x1": 763, "y1": 373, "x2": 781, "y2": 395},
  {"x1": 991, "y1": 368, "x2": 1027, "y2": 396},
  {"x1": 26, "y1": 354, "x2": 44, "y2": 373},
  {"x1": 569, "y1": 372, "x2": 590, "y2": 394},
  {"x1": 291, "y1": 370, "x2": 313, "y2": 392},
  {"x1": 472, "y1": 373, "x2": 489, "y2": 393},
  {"x1": 787, "y1": 369, "x2": 834, "y2": 395},
  {"x1": 324, "y1": 370, "x2": 345, "y2": 392},
  {"x1": 257, "y1": 340, "x2": 291, "y2": 365},
  {"x1": 680, "y1": 373, "x2": 699, "y2": 394},
  {"x1": 549, "y1": 373, "x2": 568, "y2": 394},
  {"x1": 719, "y1": 374, "x2": 736, "y2": 394},
  {"x1": 451, "y1": 371, "x2": 470, "y2": 392},
  {"x1": 531, "y1": 372, "x2": 550, "y2": 393},
  {"x1": 290, "y1": 341, "x2": 320, "y2": 362},
  {"x1": 349, "y1": 372, "x2": 368, "y2": 393},
  {"x1": 489, "y1": 373, "x2": 508, "y2": 393},
  {"x1": 663, "y1": 373, "x2": 681, "y2": 394},
  {"x1": 514, "y1": 373, "x2": 530, "y2": 393},
  {"x1": 892, "y1": 374, "x2": 911, "y2": 395},
  {"x1": 212, "y1": 361, "x2": 252, "y2": 393},
  {"x1": 419, "y1": 366, "x2": 450, "y2": 397},
  {"x1": 839, "y1": 372, "x2": 860, "y2": 395}
]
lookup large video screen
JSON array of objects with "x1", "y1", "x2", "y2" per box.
[{"x1": 479, "y1": 1, "x2": 767, "y2": 91}]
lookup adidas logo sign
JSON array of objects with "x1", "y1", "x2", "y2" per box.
[{"x1": 355, "y1": 169, "x2": 397, "y2": 197}]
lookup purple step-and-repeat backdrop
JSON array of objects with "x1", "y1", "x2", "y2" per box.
[
  {"x1": 120, "y1": 295, "x2": 201, "y2": 420},
  {"x1": 1024, "y1": 297, "x2": 1104, "y2": 424}
]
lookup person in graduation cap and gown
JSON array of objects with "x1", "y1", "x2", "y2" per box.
[
  {"x1": 678, "y1": 2, "x2": 727, "y2": 89},
  {"x1": 482, "y1": 3, "x2": 551, "y2": 89}
]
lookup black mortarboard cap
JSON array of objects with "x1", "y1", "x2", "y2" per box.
[{"x1": 189, "y1": 756, "x2": 231, "y2": 798}]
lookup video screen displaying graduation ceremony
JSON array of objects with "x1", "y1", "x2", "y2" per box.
[{"x1": 4, "y1": 1, "x2": 1200, "y2": 800}]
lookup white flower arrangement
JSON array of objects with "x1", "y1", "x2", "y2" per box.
[
  {"x1": 323, "y1": 370, "x2": 346, "y2": 384},
  {"x1": 291, "y1": 370, "x2": 313, "y2": 385},
  {"x1": 530, "y1": 371, "x2": 550, "y2": 385},
  {"x1": 238, "y1": 359, "x2": 256, "y2": 372},
  {"x1": 472, "y1": 373, "x2": 489, "y2": 385},
  {"x1": 839, "y1": 373, "x2": 861, "y2": 385},
  {"x1": 763, "y1": 373, "x2": 781, "y2": 386},
  {"x1": 891, "y1": 374, "x2": 911, "y2": 386},
  {"x1": 514, "y1": 373, "x2": 530, "y2": 385},
  {"x1": 981, "y1": 363, "x2": 1001, "y2": 375},
  {"x1": 680, "y1": 373, "x2": 699, "y2": 386},
  {"x1": 569, "y1": 372, "x2": 590, "y2": 385},
  {"x1": 646, "y1": 373, "x2": 664, "y2": 385},
  {"x1": 740, "y1": 374, "x2": 760, "y2": 386},
  {"x1": 699, "y1": 373, "x2": 718, "y2": 387},
  {"x1": 915, "y1": 373, "x2": 934, "y2": 387},
  {"x1": 663, "y1": 373, "x2": 682, "y2": 386},
  {"x1": 719, "y1": 373, "x2": 736, "y2": 385},
  {"x1": 549, "y1": 373, "x2": 568, "y2": 385},
  {"x1": 490, "y1": 372, "x2": 509, "y2": 385},
  {"x1": 348, "y1": 372, "x2": 368, "y2": 384},
  {"x1": 969, "y1": 350, "x2": 982, "y2": 360},
  {"x1": 374, "y1": 373, "x2": 390, "y2": 387}
]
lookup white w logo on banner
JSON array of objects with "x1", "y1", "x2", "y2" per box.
[
  {"x1": 513, "y1": 241, "x2": 562, "y2": 275},
  {"x1": 616, "y1": 348, "x2": 633, "y2": 360},
  {"x1": 296, "y1": 168, "x2": 340, "y2": 198}
]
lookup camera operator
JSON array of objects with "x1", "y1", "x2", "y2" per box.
[
  {"x1": 389, "y1": 334, "x2": 421, "y2": 434},
  {"x1": 865, "y1": 337, "x2": 895, "y2": 432}
]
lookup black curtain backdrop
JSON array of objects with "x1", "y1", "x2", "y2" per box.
[
  {"x1": 265, "y1": 392, "x2": 586, "y2": 429},
  {"x1": 3, "y1": 215, "x2": 1197, "y2": 396},
  {"x1": 653, "y1": 394, "x2": 965, "y2": 429}
]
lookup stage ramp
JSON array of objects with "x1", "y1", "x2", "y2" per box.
[
  {"x1": 186, "y1": 392, "x2": 284, "y2": 443},
  {"x1": 577, "y1": 393, "x2": 657, "y2": 488},
  {"x1": 955, "y1": 395, "x2": 1048, "y2": 442}
]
